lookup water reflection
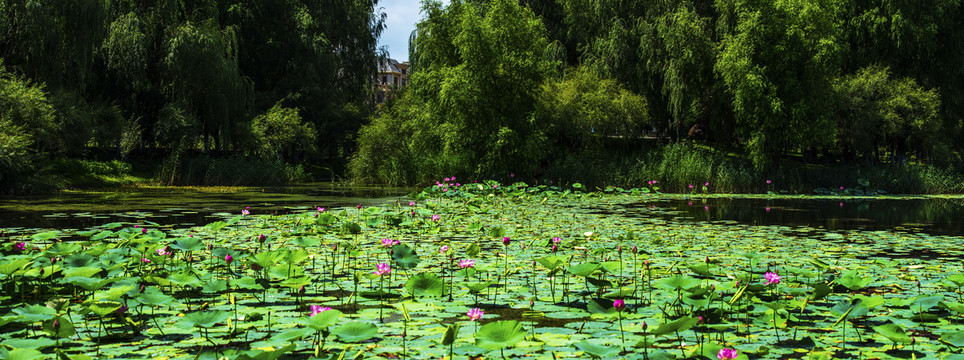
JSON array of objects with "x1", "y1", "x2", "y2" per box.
[
  {"x1": 0, "y1": 183, "x2": 411, "y2": 229},
  {"x1": 633, "y1": 197, "x2": 964, "y2": 235}
]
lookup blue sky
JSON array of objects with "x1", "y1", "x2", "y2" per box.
[{"x1": 377, "y1": 0, "x2": 449, "y2": 62}]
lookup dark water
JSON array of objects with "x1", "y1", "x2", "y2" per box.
[
  {"x1": 0, "y1": 183, "x2": 411, "y2": 230},
  {"x1": 633, "y1": 197, "x2": 964, "y2": 235}
]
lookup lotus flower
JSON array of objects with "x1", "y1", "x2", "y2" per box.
[
  {"x1": 552, "y1": 237, "x2": 561, "y2": 244},
  {"x1": 459, "y1": 259, "x2": 475, "y2": 268},
  {"x1": 241, "y1": 208, "x2": 250, "y2": 216},
  {"x1": 431, "y1": 214, "x2": 440, "y2": 221},
  {"x1": 157, "y1": 246, "x2": 171, "y2": 256},
  {"x1": 764, "y1": 271, "x2": 781, "y2": 285},
  {"x1": 467, "y1": 307, "x2": 484, "y2": 321},
  {"x1": 13, "y1": 242, "x2": 26, "y2": 253},
  {"x1": 439, "y1": 245, "x2": 449, "y2": 254},
  {"x1": 382, "y1": 238, "x2": 399, "y2": 247},
  {"x1": 373, "y1": 263, "x2": 391, "y2": 276},
  {"x1": 613, "y1": 299, "x2": 625, "y2": 311},
  {"x1": 717, "y1": 348, "x2": 738, "y2": 360},
  {"x1": 310, "y1": 305, "x2": 331, "y2": 317},
  {"x1": 502, "y1": 237, "x2": 511, "y2": 246},
  {"x1": 225, "y1": 254, "x2": 233, "y2": 264}
]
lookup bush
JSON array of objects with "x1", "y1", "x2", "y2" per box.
[{"x1": 160, "y1": 155, "x2": 307, "y2": 186}]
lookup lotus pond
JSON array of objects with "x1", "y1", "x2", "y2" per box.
[{"x1": 3, "y1": 182, "x2": 964, "y2": 359}]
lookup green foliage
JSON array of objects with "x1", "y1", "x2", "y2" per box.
[
  {"x1": 352, "y1": 0, "x2": 558, "y2": 183},
  {"x1": 535, "y1": 67, "x2": 649, "y2": 150},
  {"x1": 833, "y1": 66, "x2": 943, "y2": 165},
  {"x1": 251, "y1": 104, "x2": 318, "y2": 161},
  {"x1": 715, "y1": 0, "x2": 841, "y2": 170}
]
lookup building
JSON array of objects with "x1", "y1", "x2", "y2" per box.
[{"x1": 375, "y1": 58, "x2": 409, "y2": 103}]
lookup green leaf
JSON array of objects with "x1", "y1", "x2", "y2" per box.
[
  {"x1": 942, "y1": 331, "x2": 964, "y2": 347},
  {"x1": 332, "y1": 321, "x2": 378, "y2": 343},
  {"x1": 656, "y1": 275, "x2": 701, "y2": 291},
  {"x1": 179, "y1": 310, "x2": 231, "y2": 329},
  {"x1": 170, "y1": 237, "x2": 204, "y2": 252},
  {"x1": 535, "y1": 256, "x2": 564, "y2": 270},
  {"x1": 567, "y1": 262, "x2": 602, "y2": 277},
  {"x1": 137, "y1": 287, "x2": 174, "y2": 307},
  {"x1": 872, "y1": 324, "x2": 912, "y2": 345},
  {"x1": 442, "y1": 323, "x2": 460, "y2": 346},
  {"x1": 392, "y1": 243, "x2": 420, "y2": 269},
  {"x1": 575, "y1": 341, "x2": 620, "y2": 358},
  {"x1": 42, "y1": 316, "x2": 76, "y2": 338},
  {"x1": 305, "y1": 310, "x2": 342, "y2": 331},
  {"x1": 650, "y1": 316, "x2": 698, "y2": 336},
  {"x1": 0, "y1": 348, "x2": 45, "y2": 360},
  {"x1": 475, "y1": 320, "x2": 526, "y2": 350},
  {"x1": 405, "y1": 272, "x2": 444, "y2": 298}
]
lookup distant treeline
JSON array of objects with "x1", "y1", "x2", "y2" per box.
[
  {"x1": 0, "y1": 0, "x2": 384, "y2": 191},
  {"x1": 351, "y1": 0, "x2": 964, "y2": 186},
  {"x1": 3, "y1": 0, "x2": 964, "y2": 192}
]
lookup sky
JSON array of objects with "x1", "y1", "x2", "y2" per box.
[{"x1": 377, "y1": 0, "x2": 449, "y2": 62}]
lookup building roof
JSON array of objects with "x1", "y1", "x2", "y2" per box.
[{"x1": 378, "y1": 58, "x2": 408, "y2": 74}]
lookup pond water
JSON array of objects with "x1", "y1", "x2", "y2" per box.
[
  {"x1": 0, "y1": 183, "x2": 411, "y2": 230},
  {"x1": 633, "y1": 196, "x2": 964, "y2": 236}
]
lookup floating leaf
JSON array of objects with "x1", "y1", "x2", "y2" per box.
[
  {"x1": 405, "y1": 272, "x2": 444, "y2": 298},
  {"x1": 475, "y1": 320, "x2": 526, "y2": 350},
  {"x1": 332, "y1": 321, "x2": 378, "y2": 343}
]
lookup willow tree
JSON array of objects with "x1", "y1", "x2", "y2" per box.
[
  {"x1": 715, "y1": 0, "x2": 842, "y2": 169},
  {"x1": 163, "y1": 21, "x2": 250, "y2": 151}
]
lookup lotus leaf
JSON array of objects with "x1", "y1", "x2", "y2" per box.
[{"x1": 332, "y1": 321, "x2": 378, "y2": 343}]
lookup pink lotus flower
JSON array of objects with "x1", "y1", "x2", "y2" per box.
[
  {"x1": 766, "y1": 179, "x2": 771, "y2": 184},
  {"x1": 258, "y1": 234, "x2": 267, "y2": 243},
  {"x1": 689, "y1": 184, "x2": 694, "y2": 189},
  {"x1": 310, "y1": 305, "x2": 331, "y2": 317},
  {"x1": 14, "y1": 242, "x2": 26, "y2": 253},
  {"x1": 373, "y1": 263, "x2": 391, "y2": 276},
  {"x1": 764, "y1": 271, "x2": 781, "y2": 285},
  {"x1": 157, "y1": 246, "x2": 171, "y2": 256},
  {"x1": 552, "y1": 237, "x2": 561, "y2": 244},
  {"x1": 467, "y1": 307, "x2": 484, "y2": 321},
  {"x1": 717, "y1": 348, "x2": 738, "y2": 360},
  {"x1": 551, "y1": 244, "x2": 558, "y2": 252},
  {"x1": 141, "y1": 258, "x2": 151, "y2": 263},
  {"x1": 241, "y1": 208, "x2": 250, "y2": 216},
  {"x1": 382, "y1": 238, "x2": 399, "y2": 247},
  {"x1": 317, "y1": 207, "x2": 325, "y2": 212},
  {"x1": 409, "y1": 201, "x2": 416, "y2": 206},
  {"x1": 705, "y1": 182, "x2": 709, "y2": 186},
  {"x1": 225, "y1": 254, "x2": 233, "y2": 264},
  {"x1": 357, "y1": 204, "x2": 363, "y2": 209},
  {"x1": 613, "y1": 299, "x2": 625, "y2": 311},
  {"x1": 431, "y1": 214, "x2": 440, "y2": 221},
  {"x1": 502, "y1": 237, "x2": 511, "y2": 246},
  {"x1": 459, "y1": 259, "x2": 475, "y2": 268},
  {"x1": 439, "y1": 245, "x2": 449, "y2": 254}
]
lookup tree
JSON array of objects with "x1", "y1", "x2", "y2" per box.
[{"x1": 715, "y1": 0, "x2": 842, "y2": 169}]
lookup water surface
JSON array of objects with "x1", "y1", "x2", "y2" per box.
[
  {"x1": 0, "y1": 183, "x2": 411, "y2": 229},
  {"x1": 632, "y1": 196, "x2": 964, "y2": 235}
]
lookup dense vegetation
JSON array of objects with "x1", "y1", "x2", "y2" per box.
[
  {"x1": 3, "y1": 0, "x2": 964, "y2": 193},
  {"x1": 0, "y1": 0, "x2": 384, "y2": 191},
  {"x1": 351, "y1": 0, "x2": 964, "y2": 190},
  {"x1": 4, "y1": 183, "x2": 964, "y2": 359}
]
